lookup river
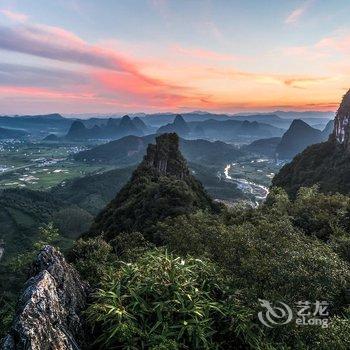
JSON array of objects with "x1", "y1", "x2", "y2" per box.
[{"x1": 224, "y1": 164, "x2": 269, "y2": 206}]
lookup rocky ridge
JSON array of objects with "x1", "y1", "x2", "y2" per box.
[
  {"x1": 2, "y1": 246, "x2": 88, "y2": 350},
  {"x1": 333, "y1": 89, "x2": 350, "y2": 147}
]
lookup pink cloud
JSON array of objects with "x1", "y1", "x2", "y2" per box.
[
  {"x1": 285, "y1": 0, "x2": 313, "y2": 24},
  {"x1": 315, "y1": 33, "x2": 350, "y2": 53},
  {"x1": 0, "y1": 22, "x2": 172, "y2": 89},
  {"x1": 0, "y1": 9, "x2": 28, "y2": 22}
]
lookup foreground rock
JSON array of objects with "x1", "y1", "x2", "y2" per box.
[{"x1": 2, "y1": 245, "x2": 89, "y2": 350}]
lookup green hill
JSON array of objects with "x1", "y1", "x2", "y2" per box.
[
  {"x1": 272, "y1": 90, "x2": 350, "y2": 197},
  {"x1": 88, "y1": 133, "x2": 220, "y2": 241},
  {"x1": 51, "y1": 166, "x2": 134, "y2": 215}
]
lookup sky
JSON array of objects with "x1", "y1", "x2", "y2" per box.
[{"x1": 0, "y1": 0, "x2": 350, "y2": 115}]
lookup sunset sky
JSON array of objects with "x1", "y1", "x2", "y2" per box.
[{"x1": 1, "y1": 0, "x2": 350, "y2": 115}]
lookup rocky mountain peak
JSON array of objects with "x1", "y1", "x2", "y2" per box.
[
  {"x1": 2, "y1": 245, "x2": 89, "y2": 350},
  {"x1": 143, "y1": 133, "x2": 189, "y2": 179},
  {"x1": 119, "y1": 115, "x2": 132, "y2": 126},
  {"x1": 174, "y1": 114, "x2": 186, "y2": 125},
  {"x1": 333, "y1": 89, "x2": 350, "y2": 145},
  {"x1": 289, "y1": 119, "x2": 311, "y2": 130},
  {"x1": 66, "y1": 120, "x2": 86, "y2": 139}
]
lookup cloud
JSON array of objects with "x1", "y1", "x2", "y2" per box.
[
  {"x1": 0, "y1": 23, "x2": 131, "y2": 71},
  {"x1": 285, "y1": 0, "x2": 313, "y2": 24},
  {"x1": 0, "y1": 9, "x2": 28, "y2": 22},
  {"x1": 283, "y1": 76, "x2": 331, "y2": 88},
  {"x1": 0, "y1": 22, "x2": 173, "y2": 89},
  {"x1": 314, "y1": 31, "x2": 350, "y2": 53},
  {"x1": 0, "y1": 16, "x2": 343, "y2": 114},
  {"x1": 0, "y1": 63, "x2": 89, "y2": 88},
  {"x1": 282, "y1": 30, "x2": 350, "y2": 61},
  {"x1": 171, "y1": 44, "x2": 237, "y2": 61}
]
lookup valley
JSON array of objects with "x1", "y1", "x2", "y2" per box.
[
  {"x1": 0, "y1": 140, "x2": 114, "y2": 190},
  {"x1": 0, "y1": 138, "x2": 284, "y2": 205}
]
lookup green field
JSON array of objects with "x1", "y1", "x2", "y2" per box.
[{"x1": 0, "y1": 141, "x2": 115, "y2": 190}]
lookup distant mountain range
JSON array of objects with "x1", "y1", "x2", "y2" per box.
[
  {"x1": 155, "y1": 116, "x2": 284, "y2": 142},
  {"x1": 73, "y1": 134, "x2": 246, "y2": 167},
  {"x1": 157, "y1": 115, "x2": 190, "y2": 136},
  {"x1": 0, "y1": 111, "x2": 333, "y2": 142},
  {"x1": 0, "y1": 114, "x2": 71, "y2": 137},
  {"x1": 242, "y1": 137, "x2": 282, "y2": 157},
  {"x1": 64, "y1": 115, "x2": 147, "y2": 141}
]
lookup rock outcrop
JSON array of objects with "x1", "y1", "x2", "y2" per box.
[
  {"x1": 333, "y1": 89, "x2": 350, "y2": 147},
  {"x1": 2, "y1": 245, "x2": 89, "y2": 350},
  {"x1": 144, "y1": 133, "x2": 189, "y2": 179}
]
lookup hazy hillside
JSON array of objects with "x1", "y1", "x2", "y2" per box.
[
  {"x1": 273, "y1": 90, "x2": 350, "y2": 196},
  {"x1": 65, "y1": 115, "x2": 146, "y2": 141},
  {"x1": 0, "y1": 114, "x2": 71, "y2": 137},
  {"x1": 73, "y1": 134, "x2": 246, "y2": 167},
  {"x1": 242, "y1": 137, "x2": 281, "y2": 157},
  {"x1": 188, "y1": 119, "x2": 284, "y2": 141},
  {"x1": 275, "y1": 119, "x2": 326, "y2": 159},
  {"x1": 51, "y1": 166, "x2": 135, "y2": 215},
  {"x1": 0, "y1": 127, "x2": 28, "y2": 139}
]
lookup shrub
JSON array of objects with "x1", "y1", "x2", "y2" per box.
[
  {"x1": 52, "y1": 207, "x2": 93, "y2": 238},
  {"x1": 68, "y1": 237, "x2": 115, "y2": 285},
  {"x1": 109, "y1": 231, "x2": 153, "y2": 261},
  {"x1": 86, "y1": 249, "x2": 242, "y2": 349},
  {"x1": 158, "y1": 211, "x2": 350, "y2": 348}
]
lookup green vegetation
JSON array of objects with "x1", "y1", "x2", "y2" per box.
[
  {"x1": 0, "y1": 188, "x2": 92, "y2": 337},
  {"x1": 51, "y1": 166, "x2": 134, "y2": 214},
  {"x1": 273, "y1": 137, "x2": 350, "y2": 197},
  {"x1": 0, "y1": 141, "x2": 115, "y2": 191},
  {"x1": 67, "y1": 135, "x2": 350, "y2": 349},
  {"x1": 88, "y1": 134, "x2": 219, "y2": 241},
  {"x1": 86, "y1": 249, "x2": 237, "y2": 350},
  {"x1": 4, "y1": 132, "x2": 350, "y2": 349},
  {"x1": 76, "y1": 186, "x2": 350, "y2": 349}
]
